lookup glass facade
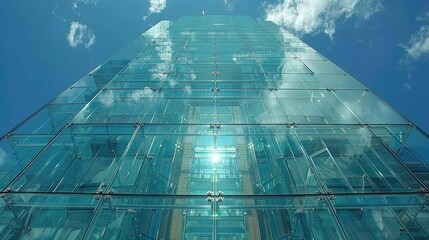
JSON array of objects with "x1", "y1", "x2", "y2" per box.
[{"x1": 1, "y1": 15, "x2": 429, "y2": 239}]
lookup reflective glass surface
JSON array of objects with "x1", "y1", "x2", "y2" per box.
[{"x1": 1, "y1": 15, "x2": 429, "y2": 239}]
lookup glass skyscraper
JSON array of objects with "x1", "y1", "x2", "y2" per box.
[{"x1": 1, "y1": 15, "x2": 429, "y2": 239}]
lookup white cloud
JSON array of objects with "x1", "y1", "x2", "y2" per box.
[
  {"x1": 401, "y1": 25, "x2": 429, "y2": 62},
  {"x1": 149, "y1": 0, "x2": 166, "y2": 14},
  {"x1": 398, "y1": 13, "x2": 429, "y2": 89},
  {"x1": 144, "y1": 0, "x2": 167, "y2": 20},
  {"x1": 72, "y1": 0, "x2": 99, "y2": 9},
  {"x1": 224, "y1": 0, "x2": 234, "y2": 12},
  {"x1": 403, "y1": 82, "x2": 411, "y2": 90},
  {"x1": 51, "y1": 3, "x2": 66, "y2": 22},
  {"x1": 353, "y1": 0, "x2": 383, "y2": 21},
  {"x1": 184, "y1": 85, "x2": 192, "y2": 95},
  {"x1": 67, "y1": 21, "x2": 96, "y2": 48},
  {"x1": 99, "y1": 90, "x2": 114, "y2": 107},
  {"x1": 265, "y1": 0, "x2": 383, "y2": 38},
  {"x1": 130, "y1": 88, "x2": 154, "y2": 102},
  {"x1": 416, "y1": 13, "x2": 429, "y2": 22}
]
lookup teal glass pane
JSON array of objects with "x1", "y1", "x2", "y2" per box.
[
  {"x1": 0, "y1": 135, "x2": 52, "y2": 190},
  {"x1": 7, "y1": 125, "x2": 137, "y2": 193},
  {"x1": 216, "y1": 125, "x2": 321, "y2": 195},
  {"x1": 53, "y1": 87, "x2": 98, "y2": 104},
  {"x1": 0, "y1": 193, "x2": 97, "y2": 239},
  {"x1": 301, "y1": 59, "x2": 346, "y2": 74},
  {"x1": 73, "y1": 89, "x2": 216, "y2": 124},
  {"x1": 268, "y1": 73, "x2": 328, "y2": 89},
  {"x1": 110, "y1": 125, "x2": 215, "y2": 194},
  {"x1": 371, "y1": 125, "x2": 429, "y2": 187},
  {"x1": 334, "y1": 90, "x2": 408, "y2": 124},
  {"x1": 294, "y1": 52, "x2": 325, "y2": 60},
  {"x1": 109, "y1": 72, "x2": 214, "y2": 89},
  {"x1": 333, "y1": 194, "x2": 429, "y2": 239},
  {"x1": 294, "y1": 125, "x2": 424, "y2": 193},
  {"x1": 317, "y1": 74, "x2": 366, "y2": 89},
  {"x1": 72, "y1": 74, "x2": 108, "y2": 88},
  {"x1": 260, "y1": 58, "x2": 312, "y2": 74},
  {"x1": 274, "y1": 90, "x2": 359, "y2": 124},
  {"x1": 84, "y1": 195, "x2": 344, "y2": 240},
  {"x1": 11, "y1": 104, "x2": 82, "y2": 135}
]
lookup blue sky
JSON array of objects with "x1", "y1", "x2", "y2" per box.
[{"x1": 1, "y1": 0, "x2": 429, "y2": 136}]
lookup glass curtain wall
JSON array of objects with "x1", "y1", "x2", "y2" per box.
[{"x1": 1, "y1": 15, "x2": 429, "y2": 239}]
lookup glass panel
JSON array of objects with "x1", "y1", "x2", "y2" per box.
[
  {"x1": 216, "y1": 125, "x2": 322, "y2": 195},
  {"x1": 333, "y1": 194, "x2": 429, "y2": 239},
  {"x1": 0, "y1": 193, "x2": 97, "y2": 239},
  {"x1": 84, "y1": 195, "x2": 344, "y2": 240},
  {"x1": 8, "y1": 103, "x2": 82, "y2": 136},
  {"x1": 73, "y1": 89, "x2": 216, "y2": 124},
  {"x1": 301, "y1": 60, "x2": 345, "y2": 74},
  {"x1": 371, "y1": 125, "x2": 429, "y2": 187},
  {"x1": 295, "y1": 125, "x2": 424, "y2": 193},
  {"x1": 8, "y1": 125, "x2": 137, "y2": 193},
  {"x1": 110, "y1": 125, "x2": 215, "y2": 194},
  {"x1": 317, "y1": 74, "x2": 366, "y2": 89},
  {"x1": 0, "y1": 135, "x2": 52, "y2": 190},
  {"x1": 335, "y1": 90, "x2": 408, "y2": 124},
  {"x1": 260, "y1": 58, "x2": 312, "y2": 74},
  {"x1": 294, "y1": 52, "x2": 325, "y2": 60},
  {"x1": 269, "y1": 73, "x2": 328, "y2": 89},
  {"x1": 72, "y1": 74, "x2": 106, "y2": 88},
  {"x1": 274, "y1": 90, "x2": 359, "y2": 124},
  {"x1": 53, "y1": 87, "x2": 98, "y2": 104}
]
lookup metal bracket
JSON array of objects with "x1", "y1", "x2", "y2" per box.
[
  {"x1": 294, "y1": 209, "x2": 304, "y2": 215},
  {"x1": 95, "y1": 189, "x2": 103, "y2": 200},
  {"x1": 101, "y1": 189, "x2": 114, "y2": 200},
  {"x1": 217, "y1": 191, "x2": 224, "y2": 202},
  {"x1": 206, "y1": 191, "x2": 213, "y2": 202},
  {"x1": 209, "y1": 122, "x2": 221, "y2": 128}
]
